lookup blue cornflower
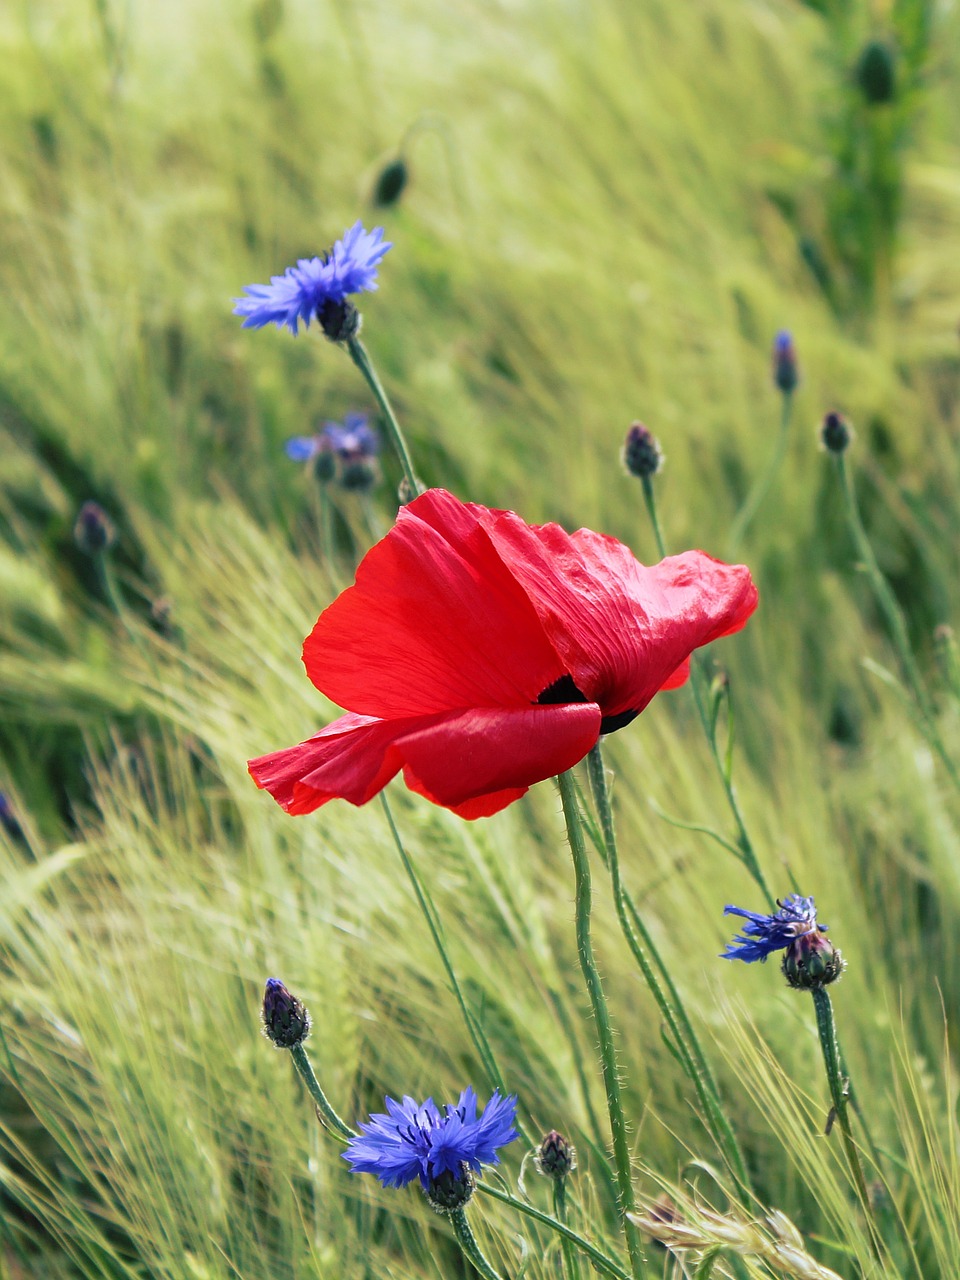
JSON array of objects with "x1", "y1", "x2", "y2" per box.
[
  {"x1": 772, "y1": 329, "x2": 798, "y2": 394},
  {"x1": 286, "y1": 412, "x2": 380, "y2": 464},
  {"x1": 234, "y1": 222, "x2": 391, "y2": 337},
  {"x1": 343, "y1": 1086, "x2": 518, "y2": 1192},
  {"x1": 721, "y1": 894, "x2": 822, "y2": 963}
]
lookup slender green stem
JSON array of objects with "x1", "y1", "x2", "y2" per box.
[
  {"x1": 450, "y1": 1208, "x2": 505, "y2": 1280},
  {"x1": 379, "y1": 794, "x2": 530, "y2": 1144},
  {"x1": 289, "y1": 1043, "x2": 355, "y2": 1142},
  {"x1": 553, "y1": 1177, "x2": 583, "y2": 1280},
  {"x1": 346, "y1": 336, "x2": 422, "y2": 497},
  {"x1": 811, "y1": 989, "x2": 881, "y2": 1259},
  {"x1": 728, "y1": 391, "x2": 792, "y2": 554},
  {"x1": 835, "y1": 453, "x2": 960, "y2": 791},
  {"x1": 586, "y1": 746, "x2": 750, "y2": 1198},
  {"x1": 478, "y1": 1184, "x2": 631, "y2": 1280},
  {"x1": 557, "y1": 769, "x2": 646, "y2": 1280},
  {"x1": 637, "y1": 479, "x2": 775, "y2": 908}
]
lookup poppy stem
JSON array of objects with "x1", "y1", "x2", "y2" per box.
[
  {"x1": 636, "y1": 477, "x2": 776, "y2": 909},
  {"x1": 585, "y1": 745, "x2": 751, "y2": 1201},
  {"x1": 288, "y1": 1043, "x2": 356, "y2": 1142},
  {"x1": 477, "y1": 1183, "x2": 631, "y2": 1280},
  {"x1": 811, "y1": 989, "x2": 883, "y2": 1262},
  {"x1": 553, "y1": 1176, "x2": 584, "y2": 1280},
  {"x1": 728, "y1": 390, "x2": 793, "y2": 556},
  {"x1": 833, "y1": 452, "x2": 960, "y2": 791},
  {"x1": 557, "y1": 769, "x2": 646, "y2": 1280},
  {"x1": 346, "y1": 337, "x2": 423, "y2": 498},
  {"x1": 450, "y1": 1208, "x2": 505, "y2": 1280}
]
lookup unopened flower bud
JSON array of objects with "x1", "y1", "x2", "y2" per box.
[
  {"x1": 317, "y1": 298, "x2": 361, "y2": 343},
  {"x1": 772, "y1": 330, "x2": 798, "y2": 395},
  {"x1": 622, "y1": 422, "x2": 663, "y2": 479},
  {"x1": 781, "y1": 930, "x2": 844, "y2": 991},
  {"x1": 373, "y1": 157, "x2": 409, "y2": 208},
  {"x1": 339, "y1": 460, "x2": 378, "y2": 492},
  {"x1": 261, "y1": 977, "x2": 311, "y2": 1049},
  {"x1": 820, "y1": 410, "x2": 852, "y2": 454},
  {"x1": 424, "y1": 1164, "x2": 476, "y2": 1214},
  {"x1": 313, "y1": 445, "x2": 337, "y2": 484},
  {"x1": 74, "y1": 501, "x2": 116, "y2": 555},
  {"x1": 856, "y1": 39, "x2": 896, "y2": 105},
  {"x1": 535, "y1": 1129, "x2": 577, "y2": 1179}
]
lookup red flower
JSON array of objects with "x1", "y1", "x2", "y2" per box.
[{"x1": 249, "y1": 489, "x2": 758, "y2": 819}]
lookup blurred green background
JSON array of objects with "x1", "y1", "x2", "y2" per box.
[{"x1": 2, "y1": 0, "x2": 960, "y2": 1276}]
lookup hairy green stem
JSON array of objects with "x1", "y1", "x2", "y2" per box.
[
  {"x1": 450, "y1": 1208, "x2": 505, "y2": 1280},
  {"x1": 637, "y1": 478, "x2": 775, "y2": 908},
  {"x1": 289, "y1": 1043, "x2": 355, "y2": 1142},
  {"x1": 557, "y1": 769, "x2": 645, "y2": 1280},
  {"x1": 478, "y1": 1184, "x2": 631, "y2": 1280},
  {"x1": 835, "y1": 453, "x2": 960, "y2": 791},
  {"x1": 728, "y1": 391, "x2": 793, "y2": 554},
  {"x1": 586, "y1": 746, "x2": 750, "y2": 1197},
  {"x1": 346, "y1": 337, "x2": 422, "y2": 497},
  {"x1": 811, "y1": 989, "x2": 881, "y2": 1259},
  {"x1": 553, "y1": 1177, "x2": 583, "y2": 1280}
]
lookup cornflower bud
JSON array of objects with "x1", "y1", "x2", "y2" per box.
[
  {"x1": 535, "y1": 1129, "x2": 577, "y2": 1180},
  {"x1": 772, "y1": 330, "x2": 798, "y2": 394},
  {"x1": 424, "y1": 1163, "x2": 476, "y2": 1214},
  {"x1": 261, "y1": 977, "x2": 311, "y2": 1049},
  {"x1": 820, "y1": 411, "x2": 852, "y2": 454},
  {"x1": 73, "y1": 501, "x2": 116, "y2": 555},
  {"x1": 622, "y1": 422, "x2": 663, "y2": 478},
  {"x1": 782, "y1": 929, "x2": 844, "y2": 991},
  {"x1": 317, "y1": 298, "x2": 361, "y2": 343},
  {"x1": 856, "y1": 39, "x2": 896, "y2": 105}
]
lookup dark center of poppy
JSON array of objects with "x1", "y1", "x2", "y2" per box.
[{"x1": 535, "y1": 675, "x2": 638, "y2": 736}]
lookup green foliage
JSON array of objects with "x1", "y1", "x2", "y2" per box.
[{"x1": 1, "y1": 0, "x2": 960, "y2": 1277}]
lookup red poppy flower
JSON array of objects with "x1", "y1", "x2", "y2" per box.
[{"x1": 249, "y1": 489, "x2": 758, "y2": 820}]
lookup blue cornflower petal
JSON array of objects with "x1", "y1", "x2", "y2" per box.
[
  {"x1": 774, "y1": 329, "x2": 793, "y2": 354},
  {"x1": 323, "y1": 412, "x2": 380, "y2": 459},
  {"x1": 234, "y1": 222, "x2": 392, "y2": 336},
  {"x1": 721, "y1": 893, "x2": 823, "y2": 963},
  {"x1": 285, "y1": 435, "x2": 321, "y2": 462},
  {"x1": 343, "y1": 1087, "x2": 518, "y2": 1190}
]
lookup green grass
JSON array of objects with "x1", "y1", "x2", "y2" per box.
[{"x1": 2, "y1": 0, "x2": 960, "y2": 1276}]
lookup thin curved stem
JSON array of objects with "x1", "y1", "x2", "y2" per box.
[
  {"x1": 289, "y1": 1043, "x2": 355, "y2": 1142},
  {"x1": 557, "y1": 769, "x2": 646, "y2": 1280},
  {"x1": 346, "y1": 337, "x2": 422, "y2": 497},
  {"x1": 553, "y1": 1177, "x2": 583, "y2": 1280},
  {"x1": 835, "y1": 453, "x2": 960, "y2": 791},
  {"x1": 450, "y1": 1208, "x2": 505, "y2": 1280},
  {"x1": 586, "y1": 746, "x2": 750, "y2": 1199},
  {"x1": 728, "y1": 391, "x2": 793, "y2": 555},
  {"x1": 477, "y1": 1184, "x2": 631, "y2": 1280}
]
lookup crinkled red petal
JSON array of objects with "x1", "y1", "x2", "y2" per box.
[
  {"x1": 248, "y1": 702, "x2": 601, "y2": 819},
  {"x1": 302, "y1": 490, "x2": 565, "y2": 718}
]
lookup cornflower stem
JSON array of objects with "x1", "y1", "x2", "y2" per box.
[
  {"x1": 553, "y1": 1178, "x2": 584, "y2": 1280},
  {"x1": 637, "y1": 477, "x2": 774, "y2": 908},
  {"x1": 450, "y1": 1209, "x2": 505, "y2": 1280},
  {"x1": 346, "y1": 336, "x2": 422, "y2": 498},
  {"x1": 478, "y1": 1184, "x2": 631, "y2": 1280},
  {"x1": 288, "y1": 1043, "x2": 355, "y2": 1142},
  {"x1": 557, "y1": 769, "x2": 646, "y2": 1280},
  {"x1": 810, "y1": 989, "x2": 880, "y2": 1257},
  {"x1": 834, "y1": 453, "x2": 960, "y2": 791},
  {"x1": 728, "y1": 391, "x2": 793, "y2": 555},
  {"x1": 379, "y1": 794, "x2": 530, "y2": 1146},
  {"x1": 585, "y1": 746, "x2": 751, "y2": 1199}
]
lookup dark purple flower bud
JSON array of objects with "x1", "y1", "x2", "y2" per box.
[
  {"x1": 373, "y1": 157, "x2": 409, "y2": 208},
  {"x1": 856, "y1": 39, "x2": 896, "y2": 105},
  {"x1": 820, "y1": 410, "x2": 852, "y2": 454},
  {"x1": 622, "y1": 422, "x2": 663, "y2": 479},
  {"x1": 261, "y1": 977, "x2": 311, "y2": 1049},
  {"x1": 535, "y1": 1129, "x2": 577, "y2": 1180},
  {"x1": 772, "y1": 330, "x2": 798, "y2": 394},
  {"x1": 317, "y1": 298, "x2": 361, "y2": 343},
  {"x1": 782, "y1": 929, "x2": 844, "y2": 991},
  {"x1": 424, "y1": 1164, "x2": 476, "y2": 1214},
  {"x1": 73, "y1": 502, "x2": 116, "y2": 555}
]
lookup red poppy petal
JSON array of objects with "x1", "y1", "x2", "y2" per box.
[
  {"x1": 398, "y1": 702, "x2": 602, "y2": 816},
  {"x1": 302, "y1": 490, "x2": 565, "y2": 718},
  {"x1": 659, "y1": 657, "x2": 691, "y2": 691},
  {"x1": 473, "y1": 509, "x2": 757, "y2": 717}
]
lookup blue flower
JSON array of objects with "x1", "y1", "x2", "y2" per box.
[
  {"x1": 343, "y1": 1086, "x2": 518, "y2": 1190},
  {"x1": 772, "y1": 329, "x2": 798, "y2": 393},
  {"x1": 721, "y1": 894, "x2": 823, "y2": 963},
  {"x1": 284, "y1": 413, "x2": 380, "y2": 464},
  {"x1": 234, "y1": 222, "x2": 391, "y2": 336}
]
